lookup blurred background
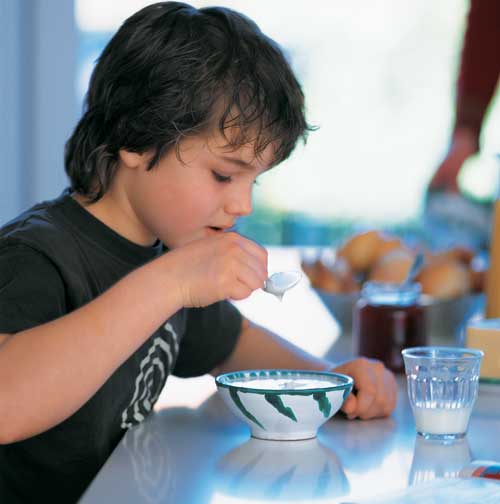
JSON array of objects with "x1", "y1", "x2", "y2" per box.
[{"x1": 2, "y1": 0, "x2": 499, "y2": 246}]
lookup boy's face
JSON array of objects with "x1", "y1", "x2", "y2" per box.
[{"x1": 123, "y1": 131, "x2": 273, "y2": 249}]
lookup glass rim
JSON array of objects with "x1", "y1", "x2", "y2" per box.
[
  {"x1": 401, "y1": 346, "x2": 484, "y2": 360},
  {"x1": 362, "y1": 281, "x2": 421, "y2": 294}
]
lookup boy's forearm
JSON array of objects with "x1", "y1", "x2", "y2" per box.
[
  {"x1": 212, "y1": 319, "x2": 333, "y2": 376},
  {"x1": 0, "y1": 253, "x2": 182, "y2": 444}
]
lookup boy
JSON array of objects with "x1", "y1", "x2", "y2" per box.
[{"x1": 0, "y1": 2, "x2": 397, "y2": 502}]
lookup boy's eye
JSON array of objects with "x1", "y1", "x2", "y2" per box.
[{"x1": 212, "y1": 171, "x2": 232, "y2": 183}]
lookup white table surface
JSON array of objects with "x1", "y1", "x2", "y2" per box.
[{"x1": 78, "y1": 247, "x2": 500, "y2": 503}]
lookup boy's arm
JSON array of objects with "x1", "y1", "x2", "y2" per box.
[
  {"x1": 212, "y1": 318, "x2": 398, "y2": 420},
  {"x1": 0, "y1": 253, "x2": 184, "y2": 444},
  {"x1": 0, "y1": 232, "x2": 267, "y2": 444}
]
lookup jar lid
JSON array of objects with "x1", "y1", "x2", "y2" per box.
[{"x1": 361, "y1": 281, "x2": 421, "y2": 306}]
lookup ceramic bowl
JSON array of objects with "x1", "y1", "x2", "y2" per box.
[{"x1": 215, "y1": 369, "x2": 353, "y2": 440}]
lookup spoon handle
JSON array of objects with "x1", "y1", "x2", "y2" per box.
[{"x1": 404, "y1": 252, "x2": 424, "y2": 285}]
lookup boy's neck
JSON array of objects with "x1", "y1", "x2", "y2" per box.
[{"x1": 71, "y1": 192, "x2": 158, "y2": 247}]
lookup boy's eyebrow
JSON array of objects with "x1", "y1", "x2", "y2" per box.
[{"x1": 218, "y1": 154, "x2": 256, "y2": 170}]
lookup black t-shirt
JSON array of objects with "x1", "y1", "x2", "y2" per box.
[{"x1": 0, "y1": 191, "x2": 242, "y2": 503}]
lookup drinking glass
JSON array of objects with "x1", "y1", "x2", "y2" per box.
[{"x1": 402, "y1": 346, "x2": 483, "y2": 440}]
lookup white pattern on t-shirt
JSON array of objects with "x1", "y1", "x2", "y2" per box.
[{"x1": 120, "y1": 323, "x2": 179, "y2": 429}]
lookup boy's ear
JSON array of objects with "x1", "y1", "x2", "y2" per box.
[{"x1": 118, "y1": 149, "x2": 149, "y2": 169}]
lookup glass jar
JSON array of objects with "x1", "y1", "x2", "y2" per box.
[{"x1": 353, "y1": 282, "x2": 427, "y2": 373}]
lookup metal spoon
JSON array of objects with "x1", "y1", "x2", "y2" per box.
[
  {"x1": 403, "y1": 252, "x2": 425, "y2": 286},
  {"x1": 263, "y1": 270, "x2": 302, "y2": 301}
]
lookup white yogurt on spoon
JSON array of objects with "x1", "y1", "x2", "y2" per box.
[{"x1": 263, "y1": 271, "x2": 302, "y2": 301}]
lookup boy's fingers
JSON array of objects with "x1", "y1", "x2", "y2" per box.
[
  {"x1": 385, "y1": 370, "x2": 398, "y2": 414},
  {"x1": 341, "y1": 393, "x2": 357, "y2": 417},
  {"x1": 232, "y1": 262, "x2": 266, "y2": 293},
  {"x1": 334, "y1": 358, "x2": 397, "y2": 419},
  {"x1": 225, "y1": 232, "x2": 268, "y2": 264},
  {"x1": 354, "y1": 385, "x2": 377, "y2": 419},
  {"x1": 234, "y1": 254, "x2": 267, "y2": 285},
  {"x1": 356, "y1": 365, "x2": 395, "y2": 419}
]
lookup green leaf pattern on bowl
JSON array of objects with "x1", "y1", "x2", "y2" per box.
[
  {"x1": 313, "y1": 392, "x2": 331, "y2": 418},
  {"x1": 229, "y1": 388, "x2": 265, "y2": 429},
  {"x1": 229, "y1": 390, "x2": 336, "y2": 429},
  {"x1": 264, "y1": 394, "x2": 297, "y2": 422}
]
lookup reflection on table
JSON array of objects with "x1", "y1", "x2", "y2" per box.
[
  {"x1": 79, "y1": 374, "x2": 500, "y2": 504},
  {"x1": 409, "y1": 437, "x2": 472, "y2": 486},
  {"x1": 79, "y1": 248, "x2": 500, "y2": 503},
  {"x1": 214, "y1": 437, "x2": 349, "y2": 501}
]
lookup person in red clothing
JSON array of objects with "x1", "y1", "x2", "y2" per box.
[{"x1": 429, "y1": 0, "x2": 500, "y2": 193}]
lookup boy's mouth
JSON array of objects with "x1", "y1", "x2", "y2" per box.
[
  {"x1": 207, "y1": 226, "x2": 224, "y2": 234},
  {"x1": 208, "y1": 224, "x2": 236, "y2": 233}
]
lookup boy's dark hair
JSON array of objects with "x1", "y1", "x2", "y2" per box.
[{"x1": 65, "y1": 1, "x2": 314, "y2": 201}]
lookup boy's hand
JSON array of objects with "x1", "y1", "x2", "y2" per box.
[
  {"x1": 332, "y1": 358, "x2": 397, "y2": 420},
  {"x1": 166, "y1": 232, "x2": 268, "y2": 308}
]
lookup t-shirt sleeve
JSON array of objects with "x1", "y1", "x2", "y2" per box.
[
  {"x1": 173, "y1": 300, "x2": 242, "y2": 377},
  {"x1": 0, "y1": 242, "x2": 67, "y2": 333}
]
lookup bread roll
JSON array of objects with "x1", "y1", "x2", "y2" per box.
[
  {"x1": 313, "y1": 260, "x2": 345, "y2": 293},
  {"x1": 469, "y1": 268, "x2": 486, "y2": 293},
  {"x1": 469, "y1": 255, "x2": 487, "y2": 293},
  {"x1": 417, "y1": 259, "x2": 471, "y2": 299},
  {"x1": 301, "y1": 259, "x2": 320, "y2": 285},
  {"x1": 368, "y1": 248, "x2": 415, "y2": 283},
  {"x1": 342, "y1": 273, "x2": 360, "y2": 293},
  {"x1": 301, "y1": 258, "x2": 359, "y2": 293},
  {"x1": 429, "y1": 246, "x2": 475, "y2": 266},
  {"x1": 330, "y1": 257, "x2": 359, "y2": 293},
  {"x1": 336, "y1": 230, "x2": 384, "y2": 273},
  {"x1": 372, "y1": 235, "x2": 404, "y2": 264}
]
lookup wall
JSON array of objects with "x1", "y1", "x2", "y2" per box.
[{"x1": 0, "y1": 0, "x2": 78, "y2": 223}]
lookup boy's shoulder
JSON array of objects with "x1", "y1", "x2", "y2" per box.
[
  {"x1": 0, "y1": 191, "x2": 74, "y2": 255},
  {"x1": 1, "y1": 190, "x2": 163, "y2": 270}
]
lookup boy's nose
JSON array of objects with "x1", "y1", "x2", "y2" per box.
[{"x1": 224, "y1": 186, "x2": 253, "y2": 217}]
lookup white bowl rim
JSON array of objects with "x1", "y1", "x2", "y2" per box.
[{"x1": 215, "y1": 369, "x2": 353, "y2": 395}]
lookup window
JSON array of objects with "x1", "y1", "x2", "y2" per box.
[{"x1": 75, "y1": 0, "x2": 499, "y2": 245}]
